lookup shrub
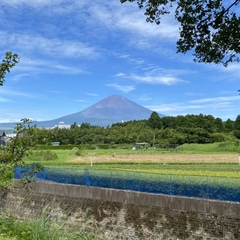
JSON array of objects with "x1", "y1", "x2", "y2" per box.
[{"x1": 75, "y1": 150, "x2": 82, "y2": 156}]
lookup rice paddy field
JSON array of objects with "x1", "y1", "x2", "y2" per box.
[
  {"x1": 26, "y1": 143, "x2": 240, "y2": 179},
  {"x1": 16, "y1": 142, "x2": 240, "y2": 201},
  {"x1": 21, "y1": 147, "x2": 240, "y2": 202}
]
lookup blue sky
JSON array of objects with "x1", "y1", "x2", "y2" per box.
[{"x1": 0, "y1": 0, "x2": 239, "y2": 123}]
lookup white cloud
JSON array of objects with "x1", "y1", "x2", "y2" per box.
[
  {"x1": 146, "y1": 103, "x2": 203, "y2": 114},
  {"x1": 0, "y1": 96, "x2": 11, "y2": 102},
  {"x1": 185, "y1": 92, "x2": 205, "y2": 97},
  {"x1": 114, "y1": 64, "x2": 189, "y2": 86},
  {"x1": 0, "y1": 0, "x2": 84, "y2": 7},
  {"x1": 14, "y1": 57, "x2": 88, "y2": 75},
  {"x1": 190, "y1": 96, "x2": 240, "y2": 104},
  {"x1": 86, "y1": 92, "x2": 99, "y2": 97},
  {"x1": 106, "y1": 83, "x2": 135, "y2": 93},
  {"x1": 0, "y1": 31, "x2": 99, "y2": 59},
  {"x1": 220, "y1": 63, "x2": 240, "y2": 80},
  {"x1": 0, "y1": 88, "x2": 35, "y2": 98},
  {"x1": 91, "y1": 2, "x2": 179, "y2": 40},
  {"x1": 145, "y1": 94, "x2": 240, "y2": 119},
  {"x1": 115, "y1": 72, "x2": 184, "y2": 85},
  {"x1": 138, "y1": 94, "x2": 153, "y2": 102},
  {"x1": 75, "y1": 99, "x2": 87, "y2": 103},
  {"x1": 118, "y1": 54, "x2": 145, "y2": 65},
  {"x1": 131, "y1": 74, "x2": 181, "y2": 85},
  {"x1": 48, "y1": 90, "x2": 69, "y2": 94},
  {"x1": 114, "y1": 73, "x2": 127, "y2": 78}
]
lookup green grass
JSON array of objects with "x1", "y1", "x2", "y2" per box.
[
  {"x1": 40, "y1": 162, "x2": 240, "y2": 179},
  {"x1": 0, "y1": 214, "x2": 96, "y2": 240},
  {"x1": 176, "y1": 141, "x2": 240, "y2": 153},
  {"x1": 24, "y1": 143, "x2": 240, "y2": 179},
  {"x1": 75, "y1": 163, "x2": 240, "y2": 178}
]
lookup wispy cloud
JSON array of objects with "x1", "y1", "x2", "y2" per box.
[
  {"x1": 190, "y1": 96, "x2": 240, "y2": 104},
  {"x1": 0, "y1": 32, "x2": 99, "y2": 59},
  {"x1": 86, "y1": 92, "x2": 99, "y2": 97},
  {"x1": 146, "y1": 103, "x2": 202, "y2": 114},
  {"x1": 13, "y1": 57, "x2": 88, "y2": 75},
  {"x1": 145, "y1": 95, "x2": 240, "y2": 119},
  {"x1": 115, "y1": 72, "x2": 185, "y2": 85},
  {"x1": 131, "y1": 74, "x2": 182, "y2": 85},
  {"x1": 10, "y1": 73, "x2": 32, "y2": 83},
  {"x1": 0, "y1": 88, "x2": 35, "y2": 98},
  {"x1": 48, "y1": 90, "x2": 69, "y2": 94},
  {"x1": 91, "y1": 2, "x2": 179, "y2": 40},
  {"x1": 185, "y1": 92, "x2": 205, "y2": 97},
  {"x1": 138, "y1": 94, "x2": 153, "y2": 102},
  {"x1": 0, "y1": 0, "x2": 87, "y2": 8},
  {"x1": 106, "y1": 83, "x2": 135, "y2": 93},
  {"x1": 0, "y1": 96, "x2": 11, "y2": 103},
  {"x1": 220, "y1": 63, "x2": 240, "y2": 80},
  {"x1": 114, "y1": 64, "x2": 189, "y2": 86},
  {"x1": 118, "y1": 54, "x2": 145, "y2": 65},
  {"x1": 74, "y1": 99, "x2": 87, "y2": 103}
]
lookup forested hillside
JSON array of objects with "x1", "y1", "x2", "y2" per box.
[{"x1": 35, "y1": 113, "x2": 240, "y2": 146}]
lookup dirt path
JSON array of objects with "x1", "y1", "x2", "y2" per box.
[{"x1": 68, "y1": 153, "x2": 239, "y2": 164}]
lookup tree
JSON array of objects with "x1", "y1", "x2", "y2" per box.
[
  {"x1": 224, "y1": 118, "x2": 234, "y2": 133},
  {"x1": 120, "y1": 0, "x2": 240, "y2": 66},
  {"x1": 0, "y1": 119, "x2": 43, "y2": 187},
  {"x1": 0, "y1": 53, "x2": 43, "y2": 188},
  {"x1": 234, "y1": 115, "x2": 240, "y2": 130},
  {"x1": 0, "y1": 52, "x2": 19, "y2": 85},
  {"x1": 213, "y1": 117, "x2": 224, "y2": 132},
  {"x1": 148, "y1": 111, "x2": 162, "y2": 145},
  {"x1": 233, "y1": 115, "x2": 240, "y2": 139}
]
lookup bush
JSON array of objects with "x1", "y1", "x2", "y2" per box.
[{"x1": 75, "y1": 150, "x2": 82, "y2": 156}]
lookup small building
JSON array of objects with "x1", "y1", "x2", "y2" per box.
[
  {"x1": 52, "y1": 122, "x2": 71, "y2": 129},
  {"x1": 51, "y1": 142, "x2": 60, "y2": 146},
  {"x1": 133, "y1": 142, "x2": 148, "y2": 150}
]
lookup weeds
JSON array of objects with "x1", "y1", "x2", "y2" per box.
[{"x1": 0, "y1": 213, "x2": 96, "y2": 240}]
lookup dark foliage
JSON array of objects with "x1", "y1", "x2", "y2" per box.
[{"x1": 36, "y1": 114, "x2": 238, "y2": 146}]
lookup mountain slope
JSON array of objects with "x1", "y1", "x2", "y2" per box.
[
  {"x1": 0, "y1": 95, "x2": 164, "y2": 129},
  {"x1": 38, "y1": 95, "x2": 156, "y2": 127}
]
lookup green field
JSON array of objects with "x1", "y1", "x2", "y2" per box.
[
  {"x1": 24, "y1": 142, "x2": 240, "y2": 179},
  {"x1": 20, "y1": 144, "x2": 240, "y2": 203}
]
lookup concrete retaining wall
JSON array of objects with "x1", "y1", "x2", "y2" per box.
[{"x1": 1, "y1": 180, "x2": 240, "y2": 239}]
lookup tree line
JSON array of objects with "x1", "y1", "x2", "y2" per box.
[{"x1": 35, "y1": 113, "x2": 240, "y2": 146}]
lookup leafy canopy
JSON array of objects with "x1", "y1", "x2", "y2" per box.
[
  {"x1": 0, "y1": 52, "x2": 19, "y2": 86},
  {"x1": 120, "y1": 0, "x2": 240, "y2": 66},
  {"x1": 148, "y1": 111, "x2": 162, "y2": 129}
]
